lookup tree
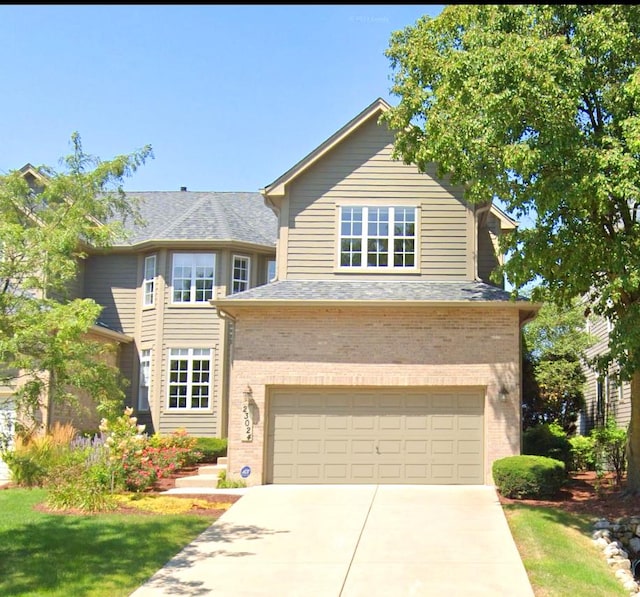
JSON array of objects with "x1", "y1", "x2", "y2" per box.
[
  {"x1": 383, "y1": 5, "x2": 640, "y2": 490},
  {"x1": 522, "y1": 301, "x2": 595, "y2": 433},
  {"x1": 0, "y1": 133, "x2": 152, "y2": 430}
]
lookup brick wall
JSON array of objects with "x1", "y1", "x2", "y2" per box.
[{"x1": 226, "y1": 306, "x2": 522, "y2": 486}]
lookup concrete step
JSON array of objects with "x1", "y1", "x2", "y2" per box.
[
  {"x1": 197, "y1": 464, "x2": 227, "y2": 476},
  {"x1": 217, "y1": 456, "x2": 228, "y2": 465},
  {"x1": 174, "y1": 474, "x2": 221, "y2": 489}
]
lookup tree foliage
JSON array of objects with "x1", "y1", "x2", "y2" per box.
[
  {"x1": 522, "y1": 301, "x2": 595, "y2": 432},
  {"x1": 0, "y1": 134, "x2": 152, "y2": 428},
  {"x1": 384, "y1": 5, "x2": 640, "y2": 489}
]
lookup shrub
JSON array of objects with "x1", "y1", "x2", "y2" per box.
[
  {"x1": 493, "y1": 455, "x2": 566, "y2": 499},
  {"x1": 523, "y1": 422, "x2": 572, "y2": 469},
  {"x1": 195, "y1": 437, "x2": 227, "y2": 463},
  {"x1": 149, "y1": 429, "x2": 202, "y2": 468},
  {"x1": 217, "y1": 470, "x2": 246, "y2": 489},
  {"x1": 569, "y1": 435, "x2": 596, "y2": 472},
  {"x1": 47, "y1": 460, "x2": 117, "y2": 513},
  {"x1": 3, "y1": 423, "x2": 79, "y2": 487},
  {"x1": 591, "y1": 419, "x2": 627, "y2": 487}
]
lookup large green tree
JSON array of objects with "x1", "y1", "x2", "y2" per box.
[
  {"x1": 0, "y1": 134, "x2": 152, "y2": 431},
  {"x1": 522, "y1": 301, "x2": 595, "y2": 433},
  {"x1": 383, "y1": 5, "x2": 640, "y2": 490}
]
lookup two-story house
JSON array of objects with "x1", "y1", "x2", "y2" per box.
[
  {"x1": 70, "y1": 191, "x2": 278, "y2": 437},
  {"x1": 212, "y1": 98, "x2": 538, "y2": 486}
]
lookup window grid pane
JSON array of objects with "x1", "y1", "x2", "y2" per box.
[
  {"x1": 339, "y1": 206, "x2": 416, "y2": 269},
  {"x1": 232, "y1": 256, "x2": 250, "y2": 294},
  {"x1": 138, "y1": 349, "x2": 151, "y2": 411},
  {"x1": 168, "y1": 349, "x2": 212, "y2": 410},
  {"x1": 143, "y1": 255, "x2": 156, "y2": 307},
  {"x1": 340, "y1": 208, "x2": 363, "y2": 266},
  {"x1": 172, "y1": 254, "x2": 215, "y2": 303}
]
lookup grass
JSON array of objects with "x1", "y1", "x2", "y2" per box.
[
  {"x1": 0, "y1": 488, "x2": 219, "y2": 596},
  {"x1": 503, "y1": 504, "x2": 628, "y2": 596}
]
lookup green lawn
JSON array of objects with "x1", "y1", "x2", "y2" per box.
[
  {"x1": 504, "y1": 504, "x2": 628, "y2": 596},
  {"x1": 0, "y1": 488, "x2": 218, "y2": 597}
]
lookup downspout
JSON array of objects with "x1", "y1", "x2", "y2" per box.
[{"x1": 212, "y1": 306, "x2": 236, "y2": 439}]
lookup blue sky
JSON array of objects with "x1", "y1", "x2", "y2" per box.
[{"x1": 0, "y1": 5, "x2": 444, "y2": 192}]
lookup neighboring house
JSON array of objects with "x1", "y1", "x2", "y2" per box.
[
  {"x1": 580, "y1": 315, "x2": 631, "y2": 434},
  {"x1": 79, "y1": 191, "x2": 278, "y2": 437},
  {"x1": 212, "y1": 98, "x2": 538, "y2": 486}
]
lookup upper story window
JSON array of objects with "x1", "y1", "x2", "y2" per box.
[
  {"x1": 232, "y1": 255, "x2": 250, "y2": 294},
  {"x1": 339, "y1": 206, "x2": 417, "y2": 269},
  {"x1": 167, "y1": 348, "x2": 211, "y2": 410},
  {"x1": 267, "y1": 259, "x2": 276, "y2": 283},
  {"x1": 172, "y1": 253, "x2": 215, "y2": 304},
  {"x1": 143, "y1": 255, "x2": 156, "y2": 307}
]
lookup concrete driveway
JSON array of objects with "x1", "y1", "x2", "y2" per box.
[{"x1": 130, "y1": 485, "x2": 534, "y2": 596}]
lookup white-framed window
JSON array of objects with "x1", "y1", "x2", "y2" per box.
[
  {"x1": 171, "y1": 253, "x2": 215, "y2": 303},
  {"x1": 267, "y1": 259, "x2": 276, "y2": 283},
  {"x1": 167, "y1": 348, "x2": 212, "y2": 410},
  {"x1": 143, "y1": 255, "x2": 156, "y2": 307},
  {"x1": 232, "y1": 255, "x2": 250, "y2": 294},
  {"x1": 339, "y1": 206, "x2": 417, "y2": 269},
  {"x1": 138, "y1": 349, "x2": 152, "y2": 411}
]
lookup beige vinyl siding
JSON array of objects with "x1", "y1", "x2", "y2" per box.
[
  {"x1": 477, "y1": 213, "x2": 501, "y2": 286},
  {"x1": 153, "y1": 251, "x2": 228, "y2": 437},
  {"x1": 84, "y1": 254, "x2": 138, "y2": 333},
  {"x1": 283, "y1": 115, "x2": 470, "y2": 280},
  {"x1": 581, "y1": 316, "x2": 631, "y2": 433},
  {"x1": 140, "y1": 310, "x2": 157, "y2": 344}
]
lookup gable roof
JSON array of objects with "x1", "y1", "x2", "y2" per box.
[
  {"x1": 262, "y1": 97, "x2": 392, "y2": 199},
  {"x1": 114, "y1": 191, "x2": 278, "y2": 248}
]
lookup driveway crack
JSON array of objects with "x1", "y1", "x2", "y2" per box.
[{"x1": 339, "y1": 485, "x2": 379, "y2": 596}]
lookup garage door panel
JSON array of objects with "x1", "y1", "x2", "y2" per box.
[
  {"x1": 268, "y1": 389, "x2": 484, "y2": 484},
  {"x1": 325, "y1": 440, "x2": 348, "y2": 454},
  {"x1": 352, "y1": 416, "x2": 375, "y2": 430}
]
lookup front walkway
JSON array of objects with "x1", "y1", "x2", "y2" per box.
[{"x1": 131, "y1": 485, "x2": 534, "y2": 596}]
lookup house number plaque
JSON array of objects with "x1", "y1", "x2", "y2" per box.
[{"x1": 241, "y1": 401, "x2": 253, "y2": 442}]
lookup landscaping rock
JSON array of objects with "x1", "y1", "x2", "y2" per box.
[{"x1": 593, "y1": 518, "x2": 640, "y2": 594}]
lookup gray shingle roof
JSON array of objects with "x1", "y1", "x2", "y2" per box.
[
  {"x1": 115, "y1": 191, "x2": 277, "y2": 247},
  {"x1": 217, "y1": 279, "x2": 526, "y2": 303}
]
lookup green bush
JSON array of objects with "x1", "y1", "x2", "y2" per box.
[
  {"x1": 569, "y1": 435, "x2": 596, "y2": 472},
  {"x1": 591, "y1": 419, "x2": 627, "y2": 487},
  {"x1": 493, "y1": 455, "x2": 566, "y2": 499},
  {"x1": 195, "y1": 437, "x2": 227, "y2": 463},
  {"x1": 46, "y1": 461, "x2": 117, "y2": 513},
  {"x1": 216, "y1": 469, "x2": 246, "y2": 489},
  {"x1": 2, "y1": 450, "x2": 47, "y2": 487},
  {"x1": 3, "y1": 423, "x2": 78, "y2": 487},
  {"x1": 523, "y1": 422, "x2": 572, "y2": 469}
]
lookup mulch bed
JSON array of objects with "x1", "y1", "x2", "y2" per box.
[{"x1": 498, "y1": 471, "x2": 640, "y2": 520}]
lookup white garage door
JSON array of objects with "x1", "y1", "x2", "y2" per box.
[
  {"x1": 0, "y1": 397, "x2": 15, "y2": 482},
  {"x1": 267, "y1": 388, "x2": 484, "y2": 485}
]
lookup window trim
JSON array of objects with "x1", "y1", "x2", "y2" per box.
[
  {"x1": 166, "y1": 347, "x2": 213, "y2": 411},
  {"x1": 143, "y1": 255, "x2": 156, "y2": 308},
  {"x1": 138, "y1": 348, "x2": 152, "y2": 412},
  {"x1": 231, "y1": 255, "x2": 251, "y2": 294},
  {"x1": 170, "y1": 252, "x2": 216, "y2": 304},
  {"x1": 334, "y1": 204, "x2": 420, "y2": 273}
]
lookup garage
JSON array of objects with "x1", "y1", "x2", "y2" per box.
[{"x1": 266, "y1": 387, "x2": 484, "y2": 485}]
